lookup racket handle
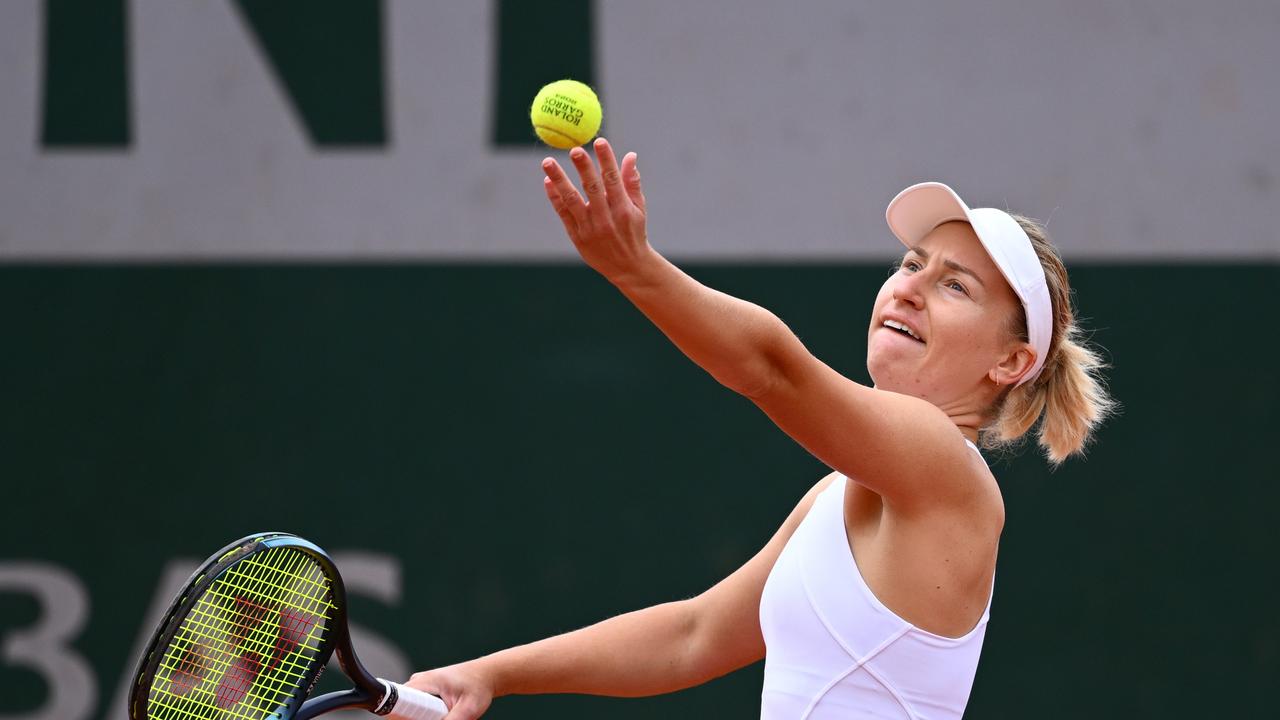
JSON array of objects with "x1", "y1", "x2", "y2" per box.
[{"x1": 378, "y1": 680, "x2": 449, "y2": 720}]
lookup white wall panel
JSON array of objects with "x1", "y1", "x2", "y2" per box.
[{"x1": 0, "y1": 0, "x2": 1275, "y2": 260}]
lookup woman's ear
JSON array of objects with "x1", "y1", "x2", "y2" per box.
[{"x1": 989, "y1": 344, "x2": 1036, "y2": 387}]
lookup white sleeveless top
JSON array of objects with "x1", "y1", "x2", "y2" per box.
[{"x1": 758, "y1": 442, "x2": 992, "y2": 719}]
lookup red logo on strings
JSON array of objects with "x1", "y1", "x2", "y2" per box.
[{"x1": 214, "y1": 595, "x2": 317, "y2": 708}]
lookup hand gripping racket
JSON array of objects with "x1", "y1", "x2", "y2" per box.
[{"x1": 128, "y1": 532, "x2": 448, "y2": 720}]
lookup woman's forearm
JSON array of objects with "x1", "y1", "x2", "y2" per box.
[
  {"x1": 610, "y1": 250, "x2": 797, "y2": 398},
  {"x1": 540, "y1": 143, "x2": 800, "y2": 397},
  {"x1": 475, "y1": 600, "x2": 704, "y2": 698}
]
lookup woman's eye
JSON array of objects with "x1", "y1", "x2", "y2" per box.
[
  {"x1": 901, "y1": 260, "x2": 920, "y2": 272},
  {"x1": 947, "y1": 280, "x2": 969, "y2": 295}
]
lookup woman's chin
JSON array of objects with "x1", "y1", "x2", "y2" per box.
[
  {"x1": 867, "y1": 356, "x2": 931, "y2": 397},
  {"x1": 867, "y1": 348, "x2": 916, "y2": 384}
]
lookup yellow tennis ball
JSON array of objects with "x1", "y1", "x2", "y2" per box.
[{"x1": 530, "y1": 79, "x2": 602, "y2": 149}]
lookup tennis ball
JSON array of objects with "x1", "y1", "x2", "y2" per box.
[{"x1": 530, "y1": 79, "x2": 602, "y2": 149}]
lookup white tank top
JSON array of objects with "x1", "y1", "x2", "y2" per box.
[{"x1": 758, "y1": 442, "x2": 993, "y2": 719}]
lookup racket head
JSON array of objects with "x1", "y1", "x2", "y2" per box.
[{"x1": 128, "y1": 532, "x2": 350, "y2": 720}]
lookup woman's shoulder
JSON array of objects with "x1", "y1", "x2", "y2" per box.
[
  {"x1": 857, "y1": 434, "x2": 1004, "y2": 531},
  {"x1": 923, "y1": 441, "x2": 1006, "y2": 537}
]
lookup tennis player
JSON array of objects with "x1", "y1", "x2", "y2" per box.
[{"x1": 407, "y1": 138, "x2": 1116, "y2": 719}]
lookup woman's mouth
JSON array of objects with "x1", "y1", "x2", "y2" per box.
[{"x1": 882, "y1": 320, "x2": 925, "y2": 343}]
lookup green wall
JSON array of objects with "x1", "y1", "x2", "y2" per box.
[{"x1": 1, "y1": 263, "x2": 1276, "y2": 718}]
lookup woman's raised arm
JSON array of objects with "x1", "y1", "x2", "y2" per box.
[{"x1": 542, "y1": 139, "x2": 977, "y2": 512}]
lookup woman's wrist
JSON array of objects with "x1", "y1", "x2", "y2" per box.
[
  {"x1": 469, "y1": 652, "x2": 518, "y2": 698},
  {"x1": 607, "y1": 245, "x2": 669, "y2": 294}
]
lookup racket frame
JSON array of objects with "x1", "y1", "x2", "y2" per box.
[{"x1": 128, "y1": 532, "x2": 386, "y2": 720}]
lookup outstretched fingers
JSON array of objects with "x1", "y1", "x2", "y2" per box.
[
  {"x1": 620, "y1": 151, "x2": 645, "y2": 213},
  {"x1": 542, "y1": 158, "x2": 585, "y2": 234},
  {"x1": 592, "y1": 138, "x2": 632, "y2": 217},
  {"x1": 569, "y1": 145, "x2": 613, "y2": 228},
  {"x1": 543, "y1": 178, "x2": 579, "y2": 236}
]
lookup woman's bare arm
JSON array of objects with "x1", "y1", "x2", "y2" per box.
[
  {"x1": 542, "y1": 140, "x2": 976, "y2": 512},
  {"x1": 406, "y1": 475, "x2": 835, "y2": 718}
]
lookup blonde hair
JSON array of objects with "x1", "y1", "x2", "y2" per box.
[{"x1": 980, "y1": 215, "x2": 1119, "y2": 467}]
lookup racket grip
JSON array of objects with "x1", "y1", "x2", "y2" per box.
[{"x1": 379, "y1": 680, "x2": 449, "y2": 720}]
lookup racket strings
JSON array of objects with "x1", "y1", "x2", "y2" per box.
[
  {"x1": 151, "y1": 548, "x2": 331, "y2": 719},
  {"x1": 146, "y1": 547, "x2": 337, "y2": 720}
]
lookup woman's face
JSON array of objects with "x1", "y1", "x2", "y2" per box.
[{"x1": 867, "y1": 221, "x2": 1033, "y2": 409}]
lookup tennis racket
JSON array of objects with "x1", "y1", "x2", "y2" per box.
[{"x1": 128, "y1": 532, "x2": 449, "y2": 720}]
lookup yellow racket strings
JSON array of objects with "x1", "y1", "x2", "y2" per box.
[{"x1": 147, "y1": 546, "x2": 337, "y2": 720}]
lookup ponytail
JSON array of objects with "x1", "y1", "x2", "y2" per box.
[{"x1": 981, "y1": 216, "x2": 1119, "y2": 466}]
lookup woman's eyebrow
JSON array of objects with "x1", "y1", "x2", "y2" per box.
[
  {"x1": 944, "y1": 260, "x2": 986, "y2": 289},
  {"x1": 908, "y1": 246, "x2": 986, "y2": 289}
]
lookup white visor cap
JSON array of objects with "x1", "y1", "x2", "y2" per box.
[{"x1": 885, "y1": 182, "x2": 1052, "y2": 388}]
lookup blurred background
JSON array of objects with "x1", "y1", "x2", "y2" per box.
[{"x1": 1, "y1": 1, "x2": 1276, "y2": 718}]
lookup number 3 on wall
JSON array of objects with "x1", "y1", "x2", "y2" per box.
[{"x1": 0, "y1": 564, "x2": 96, "y2": 720}]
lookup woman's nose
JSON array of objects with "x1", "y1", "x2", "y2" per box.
[{"x1": 892, "y1": 273, "x2": 925, "y2": 308}]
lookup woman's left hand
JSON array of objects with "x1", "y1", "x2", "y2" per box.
[{"x1": 542, "y1": 138, "x2": 654, "y2": 285}]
